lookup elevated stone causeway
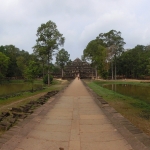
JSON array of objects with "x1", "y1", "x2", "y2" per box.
[{"x1": 0, "y1": 78, "x2": 149, "y2": 150}]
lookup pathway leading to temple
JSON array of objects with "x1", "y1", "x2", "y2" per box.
[{"x1": 0, "y1": 78, "x2": 134, "y2": 150}]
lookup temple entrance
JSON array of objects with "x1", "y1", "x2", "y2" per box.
[{"x1": 63, "y1": 58, "x2": 96, "y2": 79}]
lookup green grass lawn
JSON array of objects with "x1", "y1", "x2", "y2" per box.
[{"x1": 84, "y1": 79, "x2": 150, "y2": 136}]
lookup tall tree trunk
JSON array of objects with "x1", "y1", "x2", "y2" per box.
[
  {"x1": 115, "y1": 63, "x2": 116, "y2": 80},
  {"x1": 42, "y1": 61, "x2": 45, "y2": 79},
  {"x1": 62, "y1": 68, "x2": 64, "y2": 78},
  {"x1": 31, "y1": 81, "x2": 33, "y2": 93},
  {"x1": 114, "y1": 55, "x2": 116, "y2": 80},
  {"x1": 95, "y1": 67, "x2": 97, "y2": 79},
  {"x1": 111, "y1": 47, "x2": 115, "y2": 80},
  {"x1": 42, "y1": 62, "x2": 45, "y2": 88},
  {"x1": 48, "y1": 54, "x2": 50, "y2": 86},
  {"x1": 111, "y1": 60, "x2": 113, "y2": 80}
]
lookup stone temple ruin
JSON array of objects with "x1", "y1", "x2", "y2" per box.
[{"x1": 58, "y1": 58, "x2": 96, "y2": 79}]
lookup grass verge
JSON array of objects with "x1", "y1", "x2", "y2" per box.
[{"x1": 84, "y1": 80, "x2": 150, "y2": 136}]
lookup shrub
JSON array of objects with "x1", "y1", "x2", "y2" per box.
[
  {"x1": 43, "y1": 74, "x2": 53, "y2": 84},
  {"x1": 101, "y1": 71, "x2": 108, "y2": 79},
  {"x1": 0, "y1": 73, "x2": 4, "y2": 84}
]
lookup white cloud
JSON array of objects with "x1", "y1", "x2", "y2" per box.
[
  {"x1": 0, "y1": 0, "x2": 150, "y2": 59},
  {"x1": 79, "y1": 6, "x2": 150, "y2": 50}
]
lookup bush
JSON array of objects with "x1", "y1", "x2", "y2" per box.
[
  {"x1": 101, "y1": 71, "x2": 108, "y2": 79},
  {"x1": 43, "y1": 74, "x2": 53, "y2": 84},
  {"x1": 0, "y1": 73, "x2": 4, "y2": 84}
]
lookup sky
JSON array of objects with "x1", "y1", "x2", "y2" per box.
[{"x1": 0, "y1": 0, "x2": 150, "y2": 61}]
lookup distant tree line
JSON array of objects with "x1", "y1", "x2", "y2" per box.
[
  {"x1": 0, "y1": 45, "x2": 33, "y2": 79},
  {"x1": 83, "y1": 30, "x2": 150, "y2": 79},
  {"x1": 3, "y1": 22, "x2": 149, "y2": 82},
  {"x1": 0, "y1": 20, "x2": 70, "y2": 84},
  {"x1": 116, "y1": 45, "x2": 150, "y2": 79}
]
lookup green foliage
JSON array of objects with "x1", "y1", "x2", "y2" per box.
[
  {"x1": 83, "y1": 30, "x2": 125, "y2": 79},
  {"x1": 116, "y1": 45, "x2": 150, "y2": 78},
  {"x1": 97, "y1": 30, "x2": 125, "y2": 51},
  {"x1": 100, "y1": 71, "x2": 108, "y2": 79},
  {"x1": 56, "y1": 49, "x2": 70, "y2": 68},
  {"x1": 3, "y1": 45, "x2": 20, "y2": 77},
  {"x1": 67, "y1": 59, "x2": 72, "y2": 65},
  {"x1": 97, "y1": 30, "x2": 126, "y2": 79},
  {"x1": 0, "y1": 52, "x2": 10, "y2": 79},
  {"x1": 43, "y1": 74, "x2": 53, "y2": 84},
  {"x1": 33, "y1": 20, "x2": 65, "y2": 85},
  {"x1": 24, "y1": 61, "x2": 40, "y2": 92},
  {"x1": 16, "y1": 56, "x2": 26, "y2": 76},
  {"x1": 87, "y1": 80, "x2": 150, "y2": 121},
  {"x1": 0, "y1": 73, "x2": 4, "y2": 84},
  {"x1": 0, "y1": 45, "x2": 31, "y2": 78},
  {"x1": 56, "y1": 48, "x2": 70, "y2": 77},
  {"x1": 83, "y1": 39, "x2": 108, "y2": 78},
  {"x1": 52, "y1": 65, "x2": 61, "y2": 74},
  {"x1": 24, "y1": 61, "x2": 40, "y2": 82},
  {"x1": 147, "y1": 54, "x2": 150, "y2": 76}
]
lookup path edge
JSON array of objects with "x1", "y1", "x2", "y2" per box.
[
  {"x1": 82, "y1": 79, "x2": 150, "y2": 150},
  {"x1": 0, "y1": 79, "x2": 73, "y2": 149}
]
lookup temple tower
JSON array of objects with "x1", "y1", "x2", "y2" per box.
[{"x1": 63, "y1": 58, "x2": 95, "y2": 79}]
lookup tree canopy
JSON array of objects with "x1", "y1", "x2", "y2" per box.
[
  {"x1": 97, "y1": 30, "x2": 126, "y2": 79},
  {"x1": 33, "y1": 20, "x2": 65, "y2": 85},
  {"x1": 56, "y1": 48, "x2": 70, "y2": 78},
  {"x1": 0, "y1": 25, "x2": 150, "y2": 81},
  {"x1": 83, "y1": 40, "x2": 108, "y2": 78},
  {"x1": 0, "y1": 52, "x2": 9, "y2": 79},
  {"x1": 0, "y1": 45, "x2": 31, "y2": 78},
  {"x1": 83, "y1": 30, "x2": 126, "y2": 79},
  {"x1": 116, "y1": 45, "x2": 150, "y2": 79}
]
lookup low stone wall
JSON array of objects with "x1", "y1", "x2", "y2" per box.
[{"x1": 0, "y1": 90, "x2": 58, "y2": 131}]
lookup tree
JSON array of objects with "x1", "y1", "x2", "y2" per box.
[
  {"x1": 33, "y1": 46, "x2": 47, "y2": 78},
  {"x1": 56, "y1": 48, "x2": 70, "y2": 78},
  {"x1": 0, "y1": 45, "x2": 33, "y2": 78},
  {"x1": 97, "y1": 30, "x2": 126, "y2": 80},
  {"x1": 33, "y1": 20, "x2": 65, "y2": 86},
  {"x1": 116, "y1": 45, "x2": 150, "y2": 79},
  {"x1": 83, "y1": 39, "x2": 108, "y2": 79},
  {"x1": 3, "y1": 45, "x2": 20, "y2": 77},
  {"x1": 16, "y1": 56, "x2": 26, "y2": 77},
  {"x1": 24, "y1": 61, "x2": 39, "y2": 92},
  {"x1": 0, "y1": 45, "x2": 41, "y2": 79},
  {"x1": 67, "y1": 59, "x2": 72, "y2": 65},
  {"x1": 0, "y1": 52, "x2": 9, "y2": 80},
  {"x1": 0, "y1": 46, "x2": 5, "y2": 53}
]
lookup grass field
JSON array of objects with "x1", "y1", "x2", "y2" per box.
[{"x1": 84, "y1": 79, "x2": 150, "y2": 136}]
